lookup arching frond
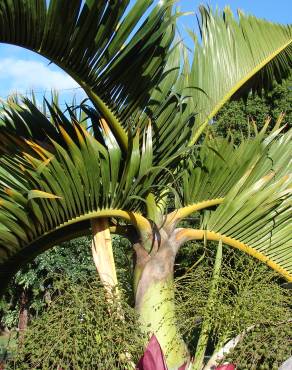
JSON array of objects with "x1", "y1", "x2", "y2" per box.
[
  {"x1": 203, "y1": 175, "x2": 292, "y2": 280},
  {"x1": 0, "y1": 100, "x2": 166, "y2": 290},
  {"x1": 188, "y1": 6, "x2": 292, "y2": 143},
  {"x1": 0, "y1": 0, "x2": 175, "y2": 151},
  {"x1": 0, "y1": 96, "x2": 85, "y2": 151},
  {"x1": 179, "y1": 127, "x2": 291, "y2": 211},
  {"x1": 178, "y1": 172, "x2": 291, "y2": 281},
  {"x1": 176, "y1": 128, "x2": 292, "y2": 281}
]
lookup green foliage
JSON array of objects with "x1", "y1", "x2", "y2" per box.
[
  {"x1": 0, "y1": 332, "x2": 17, "y2": 364},
  {"x1": 9, "y1": 278, "x2": 145, "y2": 370},
  {"x1": 0, "y1": 235, "x2": 134, "y2": 329},
  {"x1": 15, "y1": 237, "x2": 96, "y2": 287},
  {"x1": 0, "y1": 237, "x2": 96, "y2": 329},
  {"x1": 0, "y1": 307, "x2": 18, "y2": 331},
  {"x1": 213, "y1": 73, "x2": 292, "y2": 142},
  {"x1": 0, "y1": 4, "x2": 292, "y2": 288},
  {"x1": 188, "y1": 8, "x2": 292, "y2": 143},
  {"x1": 0, "y1": 2, "x2": 291, "y2": 367},
  {"x1": 0, "y1": 0, "x2": 176, "y2": 152},
  {"x1": 224, "y1": 322, "x2": 292, "y2": 370},
  {"x1": 112, "y1": 235, "x2": 135, "y2": 304},
  {"x1": 3, "y1": 243, "x2": 291, "y2": 368},
  {"x1": 175, "y1": 247, "x2": 292, "y2": 363}
]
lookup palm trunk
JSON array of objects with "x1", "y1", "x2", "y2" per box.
[{"x1": 134, "y1": 234, "x2": 189, "y2": 370}]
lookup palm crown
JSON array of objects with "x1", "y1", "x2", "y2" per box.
[{"x1": 0, "y1": 1, "x2": 291, "y2": 368}]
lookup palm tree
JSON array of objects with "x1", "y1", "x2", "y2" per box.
[{"x1": 0, "y1": 1, "x2": 291, "y2": 368}]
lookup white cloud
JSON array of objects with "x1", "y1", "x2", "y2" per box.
[{"x1": 0, "y1": 58, "x2": 79, "y2": 95}]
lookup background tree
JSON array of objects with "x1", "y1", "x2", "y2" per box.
[
  {"x1": 213, "y1": 72, "x2": 292, "y2": 142},
  {"x1": 0, "y1": 234, "x2": 133, "y2": 331},
  {"x1": 0, "y1": 2, "x2": 291, "y2": 369},
  {"x1": 0, "y1": 237, "x2": 95, "y2": 332}
]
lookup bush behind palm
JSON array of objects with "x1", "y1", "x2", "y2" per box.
[
  {"x1": 7, "y1": 249, "x2": 291, "y2": 369},
  {"x1": 10, "y1": 278, "x2": 145, "y2": 370}
]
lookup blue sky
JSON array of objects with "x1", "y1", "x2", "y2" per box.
[
  {"x1": 178, "y1": 0, "x2": 292, "y2": 24},
  {"x1": 0, "y1": 0, "x2": 291, "y2": 104}
]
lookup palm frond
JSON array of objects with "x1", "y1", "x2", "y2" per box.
[
  {"x1": 199, "y1": 173, "x2": 292, "y2": 281},
  {"x1": 180, "y1": 126, "x2": 292, "y2": 210},
  {"x1": 0, "y1": 0, "x2": 175, "y2": 151},
  {"x1": 0, "y1": 96, "x2": 82, "y2": 150},
  {"x1": 175, "y1": 127, "x2": 292, "y2": 280},
  {"x1": 0, "y1": 95, "x2": 185, "y2": 216},
  {"x1": 188, "y1": 6, "x2": 292, "y2": 143},
  {"x1": 140, "y1": 42, "x2": 197, "y2": 167},
  {"x1": 0, "y1": 101, "x2": 169, "y2": 290}
]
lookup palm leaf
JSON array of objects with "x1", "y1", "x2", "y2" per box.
[
  {"x1": 0, "y1": 0, "x2": 175, "y2": 151},
  {"x1": 0, "y1": 96, "x2": 76, "y2": 148},
  {"x1": 199, "y1": 174, "x2": 292, "y2": 281},
  {"x1": 188, "y1": 6, "x2": 292, "y2": 143},
  {"x1": 141, "y1": 43, "x2": 197, "y2": 167},
  {"x1": 0, "y1": 101, "x2": 168, "y2": 291},
  {"x1": 174, "y1": 128, "x2": 292, "y2": 281},
  {"x1": 178, "y1": 171, "x2": 292, "y2": 281},
  {"x1": 179, "y1": 125, "x2": 291, "y2": 212}
]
